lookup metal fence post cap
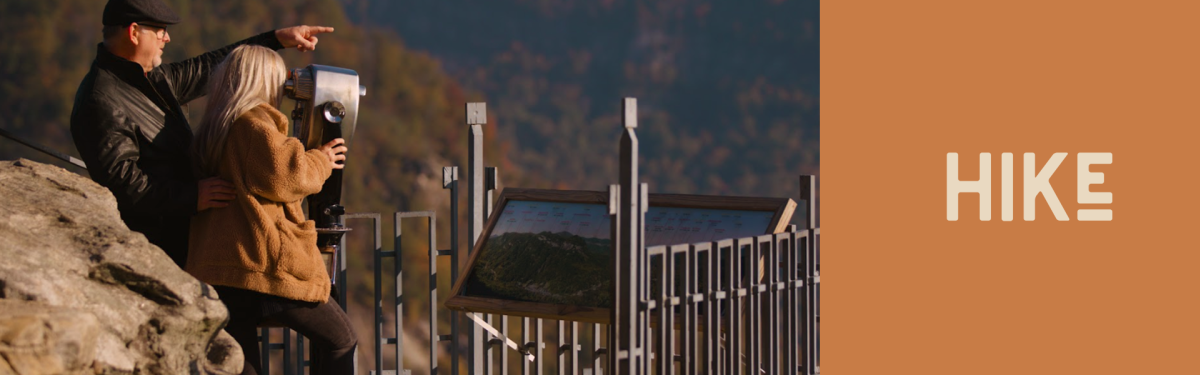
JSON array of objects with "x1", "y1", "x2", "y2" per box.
[
  {"x1": 442, "y1": 166, "x2": 457, "y2": 187},
  {"x1": 467, "y1": 102, "x2": 487, "y2": 125},
  {"x1": 623, "y1": 97, "x2": 637, "y2": 129}
]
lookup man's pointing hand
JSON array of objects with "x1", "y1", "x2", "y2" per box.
[{"x1": 275, "y1": 25, "x2": 335, "y2": 52}]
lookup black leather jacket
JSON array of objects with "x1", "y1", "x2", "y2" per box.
[{"x1": 70, "y1": 31, "x2": 282, "y2": 266}]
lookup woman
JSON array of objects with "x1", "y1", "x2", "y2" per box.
[{"x1": 187, "y1": 45, "x2": 356, "y2": 375}]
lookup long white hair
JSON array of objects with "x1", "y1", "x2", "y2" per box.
[{"x1": 193, "y1": 45, "x2": 287, "y2": 177}]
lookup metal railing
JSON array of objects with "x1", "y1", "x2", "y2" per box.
[
  {"x1": 24, "y1": 98, "x2": 820, "y2": 375},
  {"x1": 347, "y1": 99, "x2": 819, "y2": 375},
  {"x1": 607, "y1": 98, "x2": 820, "y2": 375}
]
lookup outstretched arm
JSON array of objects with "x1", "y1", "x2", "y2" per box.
[
  {"x1": 165, "y1": 25, "x2": 335, "y2": 103},
  {"x1": 165, "y1": 31, "x2": 284, "y2": 103}
]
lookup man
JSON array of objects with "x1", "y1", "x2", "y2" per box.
[{"x1": 71, "y1": 0, "x2": 335, "y2": 267}]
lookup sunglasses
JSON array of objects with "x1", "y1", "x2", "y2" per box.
[{"x1": 136, "y1": 23, "x2": 169, "y2": 41}]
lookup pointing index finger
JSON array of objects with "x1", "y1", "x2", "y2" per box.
[{"x1": 308, "y1": 26, "x2": 335, "y2": 35}]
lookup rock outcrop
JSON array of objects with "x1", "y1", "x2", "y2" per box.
[{"x1": 0, "y1": 159, "x2": 242, "y2": 374}]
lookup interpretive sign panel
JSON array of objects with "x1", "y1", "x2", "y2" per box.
[{"x1": 446, "y1": 188, "x2": 795, "y2": 323}]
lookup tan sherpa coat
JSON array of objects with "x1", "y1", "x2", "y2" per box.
[{"x1": 186, "y1": 103, "x2": 333, "y2": 303}]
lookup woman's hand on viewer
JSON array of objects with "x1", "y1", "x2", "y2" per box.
[{"x1": 318, "y1": 138, "x2": 347, "y2": 170}]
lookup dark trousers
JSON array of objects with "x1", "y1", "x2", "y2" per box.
[
  {"x1": 218, "y1": 286, "x2": 357, "y2": 375},
  {"x1": 132, "y1": 215, "x2": 190, "y2": 268}
]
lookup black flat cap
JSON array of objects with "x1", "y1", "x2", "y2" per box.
[{"x1": 103, "y1": 0, "x2": 181, "y2": 26}]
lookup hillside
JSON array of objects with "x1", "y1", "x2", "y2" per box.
[{"x1": 341, "y1": 0, "x2": 820, "y2": 200}]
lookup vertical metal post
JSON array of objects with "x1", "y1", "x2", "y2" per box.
[
  {"x1": 483, "y1": 167, "x2": 509, "y2": 375},
  {"x1": 296, "y1": 335, "x2": 306, "y2": 373},
  {"x1": 394, "y1": 213, "x2": 411, "y2": 375},
  {"x1": 331, "y1": 213, "x2": 348, "y2": 375},
  {"x1": 747, "y1": 235, "x2": 767, "y2": 374},
  {"x1": 521, "y1": 319, "x2": 530, "y2": 375},
  {"x1": 376, "y1": 221, "x2": 386, "y2": 374},
  {"x1": 781, "y1": 231, "x2": 798, "y2": 375},
  {"x1": 592, "y1": 324, "x2": 603, "y2": 375},
  {"x1": 814, "y1": 228, "x2": 821, "y2": 375},
  {"x1": 570, "y1": 323, "x2": 580, "y2": 375},
  {"x1": 638, "y1": 184, "x2": 649, "y2": 375},
  {"x1": 467, "y1": 102, "x2": 487, "y2": 375},
  {"x1": 805, "y1": 232, "x2": 817, "y2": 375},
  {"x1": 428, "y1": 214, "x2": 440, "y2": 374},
  {"x1": 501, "y1": 317, "x2": 511, "y2": 375},
  {"x1": 696, "y1": 243, "x2": 716, "y2": 375},
  {"x1": 535, "y1": 319, "x2": 545, "y2": 375},
  {"x1": 558, "y1": 321, "x2": 568, "y2": 374},
  {"x1": 766, "y1": 235, "x2": 783, "y2": 375},
  {"x1": 283, "y1": 328, "x2": 292, "y2": 375},
  {"x1": 798, "y1": 232, "x2": 810, "y2": 375},
  {"x1": 801, "y1": 176, "x2": 818, "y2": 230},
  {"x1": 683, "y1": 244, "x2": 698, "y2": 375},
  {"x1": 772, "y1": 231, "x2": 792, "y2": 375},
  {"x1": 485, "y1": 313, "x2": 495, "y2": 375},
  {"x1": 667, "y1": 245, "x2": 684, "y2": 375},
  {"x1": 711, "y1": 241, "x2": 728, "y2": 375},
  {"x1": 338, "y1": 213, "x2": 350, "y2": 310},
  {"x1": 444, "y1": 167, "x2": 460, "y2": 375},
  {"x1": 728, "y1": 239, "x2": 744, "y2": 375},
  {"x1": 260, "y1": 328, "x2": 271, "y2": 375},
  {"x1": 653, "y1": 246, "x2": 675, "y2": 375},
  {"x1": 606, "y1": 184, "x2": 618, "y2": 374},
  {"x1": 610, "y1": 98, "x2": 641, "y2": 375},
  {"x1": 788, "y1": 231, "x2": 804, "y2": 375},
  {"x1": 800, "y1": 175, "x2": 819, "y2": 375}
]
